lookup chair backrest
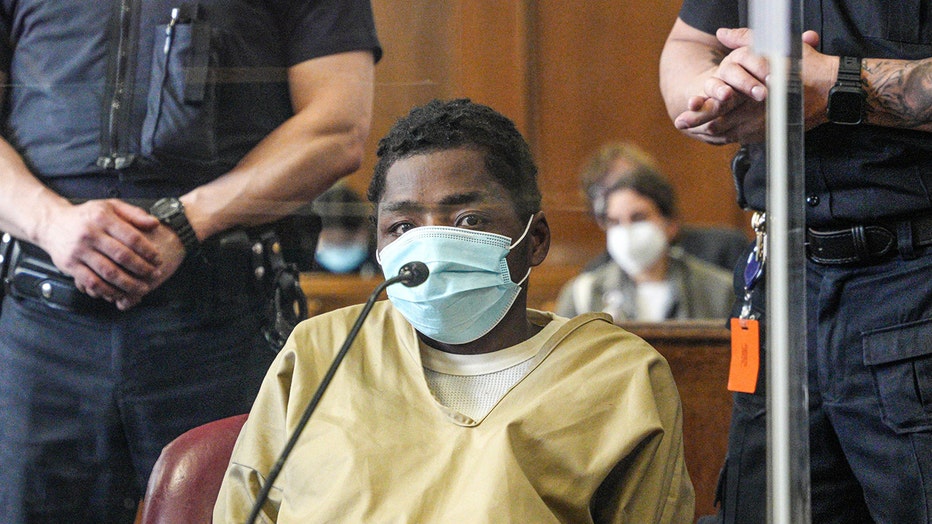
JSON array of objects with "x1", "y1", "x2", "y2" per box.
[
  {"x1": 137, "y1": 413, "x2": 248, "y2": 524},
  {"x1": 676, "y1": 224, "x2": 750, "y2": 271}
]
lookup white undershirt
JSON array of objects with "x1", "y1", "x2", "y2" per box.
[
  {"x1": 635, "y1": 281, "x2": 675, "y2": 321},
  {"x1": 420, "y1": 319, "x2": 560, "y2": 421}
]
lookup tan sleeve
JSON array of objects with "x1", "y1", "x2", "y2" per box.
[{"x1": 593, "y1": 351, "x2": 696, "y2": 524}]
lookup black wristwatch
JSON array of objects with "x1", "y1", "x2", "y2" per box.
[
  {"x1": 827, "y1": 56, "x2": 866, "y2": 125},
  {"x1": 150, "y1": 197, "x2": 200, "y2": 255}
]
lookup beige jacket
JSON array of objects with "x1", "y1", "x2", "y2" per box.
[{"x1": 214, "y1": 303, "x2": 694, "y2": 523}]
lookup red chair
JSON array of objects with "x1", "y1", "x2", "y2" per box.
[{"x1": 137, "y1": 413, "x2": 248, "y2": 524}]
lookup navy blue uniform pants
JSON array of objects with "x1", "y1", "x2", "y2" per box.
[
  {"x1": 0, "y1": 246, "x2": 276, "y2": 523},
  {"x1": 704, "y1": 246, "x2": 932, "y2": 523}
]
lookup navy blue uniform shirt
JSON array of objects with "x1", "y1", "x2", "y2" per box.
[
  {"x1": 0, "y1": 0, "x2": 381, "y2": 196},
  {"x1": 679, "y1": 0, "x2": 932, "y2": 227}
]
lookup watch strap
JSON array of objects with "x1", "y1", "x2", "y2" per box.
[
  {"x1": 827, "y1": 56, "x2": 866, "y2": 125},
  {"x1": 836, "y1": 56, "x2": 862, "y2": 87},
  {"x1": 151, "y1": 198, "x2": 200, "y2": 255},
  {"x1": 170, "y1": 215, "x2": 200, "y2": 256}
]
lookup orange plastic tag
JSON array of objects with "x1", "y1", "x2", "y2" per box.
[{"x1": 728, "y1": 318, "x2": 760, "y2": 393}]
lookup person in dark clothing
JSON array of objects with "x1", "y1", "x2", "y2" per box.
[
  {"x1": 0, "y1": 1, "x2": 381, "y2": 521},
  {"x1": 311, "y1": 184, "x2": 378, "y2": 276},
  {"x1": 661, "y1": 2, "x2": 932, "y2": 522}
]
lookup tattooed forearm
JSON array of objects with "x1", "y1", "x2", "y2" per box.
[{"x1": 863, "y1": 57, "x2": 932, "y2": 131}]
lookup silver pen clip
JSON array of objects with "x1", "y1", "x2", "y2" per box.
[{"x1": 163, "y1": 7, "x2": 181, "y2": 55}]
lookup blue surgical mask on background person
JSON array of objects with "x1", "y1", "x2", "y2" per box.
[
  {"x1": 377, "y1": 214, "x2": 535, "y2": 345},
  {"x1": 315, "y1": 242, "x2": 370, "y2": 274}
]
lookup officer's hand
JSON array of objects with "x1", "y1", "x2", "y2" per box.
[
  {"x1": 673, "y1": 27, "x2": 768, "y2": 145},
  {"x1": 41, "y1": 199, "x2": 163, "y2": 309},
  {"x1": 674, "y1": 28, "x2": 832, "y2": 144},
  {"x1": 112, "y1": 221, "x2": 189, "y2": 310}
]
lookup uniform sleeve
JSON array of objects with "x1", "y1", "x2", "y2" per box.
[
  {"x1": 678, "y1": 0, "x2": 742, "y2": 36},
  {"x1": 275, "y1": 0, "x2": 382, "y2": 66},
  {"x1": 589, "y1": 351, "x2": 696, "y2": 524}
]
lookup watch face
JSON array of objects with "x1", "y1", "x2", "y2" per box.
[
  {"x1": 828, "y1": 89, "x2": 864, "y2": 125},
  {"x1": 153, "y1": 197, "x2": 182, "y2": 218}
]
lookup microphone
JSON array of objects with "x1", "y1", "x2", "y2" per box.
[
  {"x1": 398, "y1": 261, "x2": 429, "y2": 287},
  {"x1": 246, "y1": 262, "x2": 428, "y2": 523}
]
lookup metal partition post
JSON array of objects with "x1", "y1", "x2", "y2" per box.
[{"x1": 750, "y1": 1, "x2": 811, "y2": 522}]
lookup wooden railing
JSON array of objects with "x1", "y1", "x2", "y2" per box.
[
  {"x1": 300, "y1": 273, "x2": 386, "y2": 318},
  {"x1": 299, "y1": 272, "x2": 731, "y2": 520}
]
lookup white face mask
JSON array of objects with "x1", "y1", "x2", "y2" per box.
[{"x1": 606, "y1": 221, "x2": 668, "y2": 276}]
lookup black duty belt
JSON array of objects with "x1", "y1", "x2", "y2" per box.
[
  {"x1": 2, "y1": 238, "x2": 113, "y2": 313},
  {"x1": 806, "y1": 214, "x2": 932, "y2": 265},
  {"x1": 0, "y1": 228, "x2": 282, "y2": 313}
]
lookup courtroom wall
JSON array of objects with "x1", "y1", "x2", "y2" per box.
[{"x1": 342, "y1": 0, "x2": 749, "y2": 271}]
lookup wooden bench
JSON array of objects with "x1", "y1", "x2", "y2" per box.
[
  {"x1": 299, "y1": 263, "x2": 582, "y2": 314},
  {"x1": 300, "y1": 272, "x2": 385, "y2": 317}
]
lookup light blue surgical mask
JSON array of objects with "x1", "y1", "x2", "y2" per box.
[
  {"x1": 315, "y1": 243, "x2": 369, "y2": 274},
  {"x1": 377, "y1": 215, "x2": 535, "y2": 345}
]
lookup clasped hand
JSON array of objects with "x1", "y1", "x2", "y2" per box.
[
  {"x1": 674, "y1": 28, "x2": 828, "y2": 145},
  {"x1": 41, "y1": 199, "x2": 187, "y2": 311}
]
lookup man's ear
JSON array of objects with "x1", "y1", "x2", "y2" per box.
[{"x1": 528, "y1": 211, "x2": 551, "y2": 267}]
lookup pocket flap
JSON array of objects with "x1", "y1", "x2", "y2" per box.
[{"x1": 863, "y1": 316, "x2": 932, "y2": 366}]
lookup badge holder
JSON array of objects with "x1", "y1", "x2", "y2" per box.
[{"x1": 729, "y1": 212, "x2": 765, "y2": 394}]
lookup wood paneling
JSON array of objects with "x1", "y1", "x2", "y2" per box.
[
  {"x1": 531, "y1": 2, "x2": 747, "y2": 267},
  {"x1": 343, "y1": 1, "x2": 533, "y2": 200},
  {"x1": 300, "y1": 265, "x2": 580, "y2": 315},
  {"x1": 348, "y1": 0, "x2": 750, "y2": 273}
]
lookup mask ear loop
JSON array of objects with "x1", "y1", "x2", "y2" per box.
[
  {"x1": 508, "y1": 212, "x2": 538, "y2": 250},
  {"x1": 509, "y1": 212, "x2": 538, "y2": 287}
]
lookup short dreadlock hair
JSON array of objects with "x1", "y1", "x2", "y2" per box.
[{"x1": 367, "y1": 99, "x2": 542, "y2": 219}]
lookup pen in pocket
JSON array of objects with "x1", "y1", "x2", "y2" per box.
[{"x1": 163, "y1": 7, "x2": 189, "y2": 55}]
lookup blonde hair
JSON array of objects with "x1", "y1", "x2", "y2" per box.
[{"x1": 579, "y1": 142, "x2": 675, "y2": 219}]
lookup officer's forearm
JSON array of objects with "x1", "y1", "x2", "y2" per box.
[
  {"x1": 863, "y1": 56, "x2": 932, "y2": 132},
  {"x1": 179, "y1": 51, "x2": 375, "y2": 241}
]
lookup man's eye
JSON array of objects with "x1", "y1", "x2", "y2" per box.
[
  {"x1": 389, "y1": 222, "x2": 414, "y2": 235},
  {"x1": 457, "y1": 215, "x2": 481, "y2": 227}
]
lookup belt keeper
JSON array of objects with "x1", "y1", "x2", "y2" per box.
[
  {"x1": 896, "y1": 220, "x2": 916, "y2": 259},
  {"x1": 851, "y1": 226, "x2": 871, "y2": 261}
]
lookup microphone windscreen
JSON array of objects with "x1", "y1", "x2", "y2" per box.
[{"x1": 399, "y1": 261, "x2": 429, "y2": 287}]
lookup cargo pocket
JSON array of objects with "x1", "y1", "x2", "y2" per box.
[
  {"x1": 862, "y1": 316, "x2": 932, "y2": 434},
  {"x1": 141, "y1": 17, "x2": 218, "y2": 166}
]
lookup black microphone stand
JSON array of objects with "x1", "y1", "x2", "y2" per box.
[{"x1": 246, "y1": 262, "x2": 428, "y2": 523}]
